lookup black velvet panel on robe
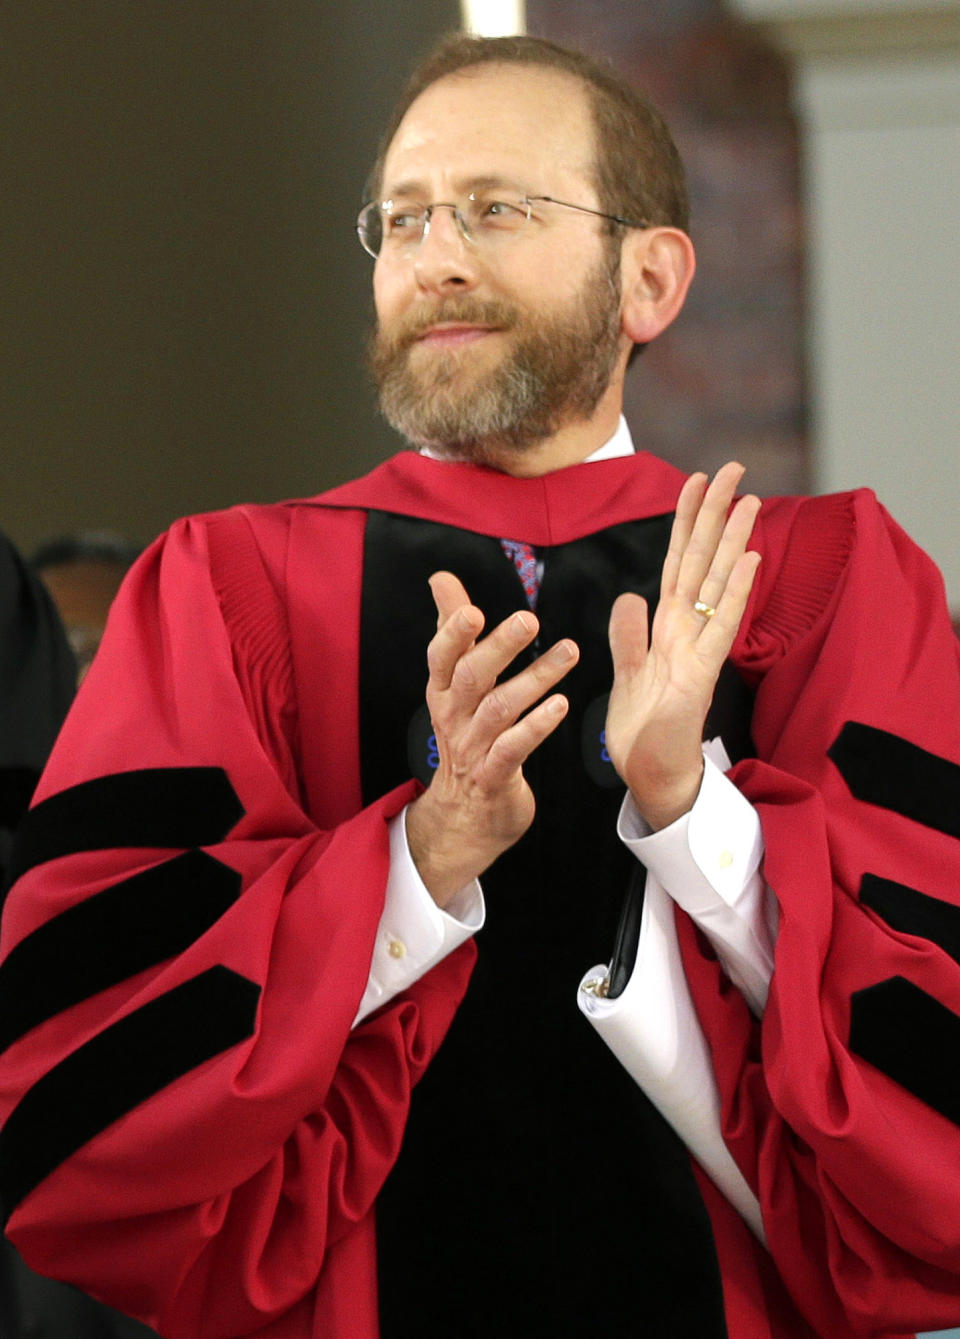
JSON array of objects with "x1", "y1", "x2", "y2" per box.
[
  {"x1": 0, "y1": 967, "x2": 261, "y2": 1219},
  {"x1": 0, "y1": 849, "x2": 243, "y2": 1055},
  {"x1": 850, "y1": 976, "x2": 960, "y2": 1129},
  {"x1": 360, "y1": 511, "x2": 737, "y2": 1339},
  {"x1": 6, "y1": 767, "x2": 245, "y2": 890},
  {"x1": 828, "y1": 720, "x2": 960, "y2": 841}
]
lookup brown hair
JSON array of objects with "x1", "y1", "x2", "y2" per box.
[{"x1": 366, "y1": 33, "x2": 689, "y2": 234}]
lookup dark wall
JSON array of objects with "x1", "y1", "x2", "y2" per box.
[{"x1": 1, "y1": 1, "x2": 458, "y2": 552}]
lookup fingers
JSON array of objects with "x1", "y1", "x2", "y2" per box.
[
  {"x1": 411, "y1": 575, "x2": 577, "y2": 900},
  {"x1": 427, "y1": 579, "x2": 538, "y2": 698},
  {"x1": 664, "y1": 462, "x2": 745, "y2": 595},
  {"x1": 425, "y1": 568, "x2": 580, "y2": 758},
  {"x1": 660, "y1": 470, "x2": 710, "y2": 599},
  {"x1": 694, "y1": 493, "x2": 760, "y2": 613},
  {"x1": 454, "y1": 611, "x2": 540, "y2": 698},
  {"x1": 439, "y1": 635, "x2": 578, "y2": 773},
  {"x1": 426, "y1": 571, "x2": 487, "y2": 691},
  {"x1": 661, "y1": 462, "x2": 760, "y2": 619},
  {"x1": 481, "y1": 692, "x2": 570, "y2": 787},
  {"x1": 469, "y1": 636, "x2": 578, "y2": 737},
  {"x1": 426, "y1": 572, "x2": 483, "y2": 679},
  {"x1": 695, "y1": 548, "x2": 761, "y2": 659}
]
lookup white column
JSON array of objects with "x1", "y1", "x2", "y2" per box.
[{"x1": 727, "y1": 0, "x2": 960, "y2": 607}]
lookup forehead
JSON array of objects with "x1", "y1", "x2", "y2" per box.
[{"x1": 382, "y1": 63, "x2": 597, "y2": 198}]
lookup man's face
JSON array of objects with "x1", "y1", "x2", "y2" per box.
[{"x1": 369, "y1": 64, "x2": 628, "y2": 463}]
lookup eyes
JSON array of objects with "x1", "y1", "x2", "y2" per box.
[
  {"x1": 481, "y1": 197, "x2": 529, "y2": 222},
  {"x1": 380, "y1": 193, "x2": 532, "y2": 245},
  {"x1": 387, "y1": 209, "x2": 421, "y2": 232}
]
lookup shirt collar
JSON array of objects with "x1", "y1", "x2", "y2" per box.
[{"x1": 582, "y1": 416, "x2": 634, "y2": 463}]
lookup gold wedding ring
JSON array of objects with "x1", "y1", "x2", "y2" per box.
[{"x1": 693, "y1": 600, "x2": 717, "y2": 619}]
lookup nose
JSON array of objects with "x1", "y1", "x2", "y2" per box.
[{"x1": 413, "y1": 205, "x2": 478, "y2": 295}]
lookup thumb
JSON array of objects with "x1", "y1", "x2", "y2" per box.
[{"x1": 609, "y1": 592, "x2": 650, "y2": 679}]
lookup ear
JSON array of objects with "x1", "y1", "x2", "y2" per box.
[{"x1": 620, "y1": 227, "x2": 696, "y2": 345}]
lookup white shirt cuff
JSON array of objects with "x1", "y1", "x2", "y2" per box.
[
  {"x1": 353, "y1": 805, "x2": 485, "y2": 1027},
  {"x1": 617, "y1": 743, "x2": 775, "y2": 1015}
]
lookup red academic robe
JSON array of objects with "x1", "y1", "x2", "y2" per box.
[{"x1": 0, "y1": 450, "x2": 959, "y2": 1339}]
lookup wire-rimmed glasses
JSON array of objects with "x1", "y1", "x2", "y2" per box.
[{"x1": 356, "y1": 191, "x2": 649, "y2": 259}]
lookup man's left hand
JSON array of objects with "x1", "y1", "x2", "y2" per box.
[{"x1": 605, "y1": 462, "x2": 761, "y2": 830}]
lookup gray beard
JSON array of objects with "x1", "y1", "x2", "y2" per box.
[{"x1": 369, "y1": 255, "x2": 623, "y2": 465}]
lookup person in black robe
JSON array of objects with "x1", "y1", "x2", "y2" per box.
[{"x1": 0, "y1": 529, "x2": 156, "y2": 1338}]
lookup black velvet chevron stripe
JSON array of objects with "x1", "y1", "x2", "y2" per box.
[
  {"x1": 860, "y1": 873, "x2": 960, "y2": 966},
  {"x1": 850, "y1": 976, "x2": 960, "y2": 1127},
  {"x1": 0, "y1": 850, "x2": 242, "y2": 1055},
  {"x1": 0, "y1": 966, "x2": 260, "y2": 1221},
  {"x1": 7, "y1": 767, "x2": 245, "y2": 887},
  {"x1": 829, "y1": 722, "x2": 960, "y2": 840}
]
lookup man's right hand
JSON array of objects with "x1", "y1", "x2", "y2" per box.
[{"x1": 405, "y1": 571, "x2": 579, "y2": 907}]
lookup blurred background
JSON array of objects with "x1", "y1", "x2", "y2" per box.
[{"x1": 1, "y1": 0, "x2": 957, "y2": 631}]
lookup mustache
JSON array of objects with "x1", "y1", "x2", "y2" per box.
[{"x1": 375, "y1": 297, "x2": 519, "y2": 356}]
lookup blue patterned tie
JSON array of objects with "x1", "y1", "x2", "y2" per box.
[{"x1": 500, "y1": 538, "x2": 540, "y2": 609}]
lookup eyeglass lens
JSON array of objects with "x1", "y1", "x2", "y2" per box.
[{"x1": 358, "y1": 194, "x2": 532, "y2": 257}]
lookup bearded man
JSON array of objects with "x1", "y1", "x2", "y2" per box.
[{"x1": 2, "y1": 34, "x2": 960, "y2": 1339}]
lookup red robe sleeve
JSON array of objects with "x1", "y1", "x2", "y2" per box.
[
  {"x1": 0, "y1": 509, "x2": 473, "y2": 1339},
  {"x1": 683, "y1": 488, "x2": 960, "y2": 1338}
]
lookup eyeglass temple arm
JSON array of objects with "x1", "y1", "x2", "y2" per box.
[{"x1": 530, "y1": 195, "x2": 649, "y2": 230}]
